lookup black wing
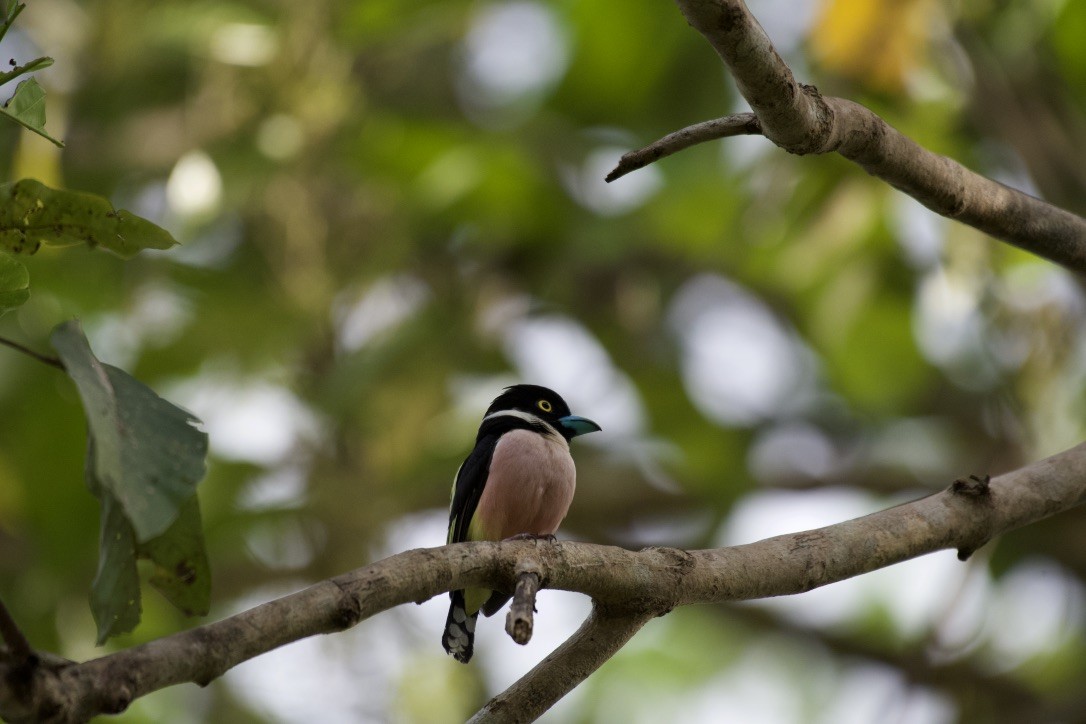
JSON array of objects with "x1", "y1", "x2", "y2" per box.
[
  {"x1": 447, "y1": 433, "x2": 499, "y2": 544},
  {"x1": 448, "y1": 415, "x2": 542, "y2": 544}
]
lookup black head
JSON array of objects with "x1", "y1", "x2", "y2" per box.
[
  {"x1": 486, "y1": 384, "x2": 571, "y2": 420},
  {"x1": 483, "y1": 384, "x2": 601, "y2": 441}
]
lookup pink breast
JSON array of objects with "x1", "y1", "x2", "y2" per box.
[{"x1": 473, "y1": 430, "x2": 577, "y2": 540}]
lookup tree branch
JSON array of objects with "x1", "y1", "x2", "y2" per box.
[
  {"x1": 0, "y1": 336, "x2": 65, "y2": 370},
  {"x1": 606, "y1": 113, "x2": 761, "y2": 181},
  {"x1": 505, "y1": 563, "x2": 542, "y2": 646},
  {"x1": 612, "y1": 0, "x2": 1086, "y2": 273},
  {"x1": 471, "y1": 604, "x2": 654, "y2": 724},
  {"x1": 3, "y1": 441, "x2": 1085, "y2": 722},
  {"x1": 0, "y1": 596, "x2": 32, "y2": 666}
]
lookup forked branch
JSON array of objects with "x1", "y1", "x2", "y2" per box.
[{"x1": 609, "y1": 0, "x2": 1086, "y2": 273}]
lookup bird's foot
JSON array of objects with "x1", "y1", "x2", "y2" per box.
[{"x1": 503, "y1": 533, "x2": 557, "y2": 543}]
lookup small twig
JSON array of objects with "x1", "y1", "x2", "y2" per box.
[
  {"x1": 0, "y1": 335, "x2": 65, "y2": 370},
  {"x1": 0, "y1": 2, "x2": 25, "y2": 48},
  {"x1": 606, "y1": 113, "x2": 762, "y2": 182},
  {"x1": 0, "y1": 595, "x2": 33, "y2": 666},
  {"x1": 505, "y1": 570, "x2": 541, "y2": 646}
]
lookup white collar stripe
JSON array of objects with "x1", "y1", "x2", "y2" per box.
[{"x1": 483, "y1": 409, "x2": 564, "y2": 443}]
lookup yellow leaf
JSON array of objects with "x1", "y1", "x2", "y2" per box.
[{"x1": 810, "y1": 0, "x2": 936, "y2": 92}]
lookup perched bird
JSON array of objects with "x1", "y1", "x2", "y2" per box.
[{"x1": 442, "y1": 384, "x2": 601, "y2": 663}]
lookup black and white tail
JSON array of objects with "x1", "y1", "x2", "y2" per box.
[{"x1": 442, "y1": 590, "x2": 478, "y2": 663}]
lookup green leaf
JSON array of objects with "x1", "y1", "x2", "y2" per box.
[
  {"x1": 50, "y1": 320, "x2": 208, "y2": 542},
  {"x1": 0, "y1": 179, "x2": 177, "y2": 258},
  {"x1": 89, "y1": 486, "x2": 142, "y2": 644},
  {"x1": 141, "y1": 495, "x2": 211, "y2": 617},
  {"x1": 0, "y1": 56, "x2": 55, "y2": 88},
  {"x1": 63, "y1": 320, "x2": 212, "y2": 643},
  {"x1": 0, "y1": 251, "x2": 29, "y2": 313},
  {"x1": 0, "y1": 78, "x2": 64, "y2": 146}
]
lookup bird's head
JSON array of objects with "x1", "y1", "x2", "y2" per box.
[{"x1": 485, "y1": 384, "x2": 601, "y2": 441}]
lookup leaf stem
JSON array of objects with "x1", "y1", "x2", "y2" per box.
[{"x1": 0, "y1": 334, "x2": 64, "y2": 369}]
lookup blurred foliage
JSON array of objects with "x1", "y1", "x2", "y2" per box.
[
  {"x1": 0, "y1": 2, "x2": 62, "y2": 146},
  {"x1": 2, "y1": 1, "x2": 205, "y2": 647},
  {"x1": 0, "y1": 0, "x2": 1084, "y2": 722}
]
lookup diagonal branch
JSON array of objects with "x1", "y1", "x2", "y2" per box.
[
  {"x1": 614, "y1": 0, "x2": 1086, "y2": 273},
  {"x1": 606, "y1": 113, "x2": 762, "y2": 181},
  {"x1": 0, "y1": 336, "x2": 65, "y2": 370},
  {"x1": 471, "y1": 604, "x2": 654, "y2": 724},
  {"x1": 3, "y1": 441, "x2": 1085, "y2": 722}
]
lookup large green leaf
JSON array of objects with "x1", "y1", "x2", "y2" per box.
[
  {"x1": 55, "y1": 320, "x2": 212, "y2": 643},
  {"x1": 0, "y1": 179, "x2": 177, "y2": 258},
  {"x1": 0, "y1": 251, "x2": 29, "y2": 314},
  {"x1": 0, "y1": 77, "x2": 63, "y2": 146},
  {"x1": 50, "y1": 321, "x2": 208, "y2": 542}
]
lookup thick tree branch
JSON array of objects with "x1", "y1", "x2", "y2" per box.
[
  {"x1": 611, "y1": 0, "x2": 1086, "y2": 273},
  {"x1": 3, "y1": 442, "x2": 1085, "y2": 723},
  {"x1": 488, "y1": 441, "x2": 1086, "y2": 718}
]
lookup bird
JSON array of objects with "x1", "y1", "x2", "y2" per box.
[{"x1": 442, "y1": 384, "x2": 601, "y2": 663}]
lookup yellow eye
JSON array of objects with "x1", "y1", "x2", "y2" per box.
[{"x1": 537, "y1": 399, "x2": 553, "y2": 413}]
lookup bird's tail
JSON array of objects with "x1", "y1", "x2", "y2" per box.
[{"x1": 443, "y1": 590, "x2": 478, "y2": 663}]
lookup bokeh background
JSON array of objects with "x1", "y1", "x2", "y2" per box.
[{"x1": 2, "y1": 0, "x2": 1086, "y2": 721}]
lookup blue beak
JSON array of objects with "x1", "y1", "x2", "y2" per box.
[{"x1": 558, "y1": 415, "x2": 601, "y2": 438}]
